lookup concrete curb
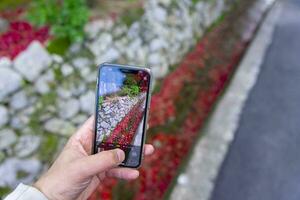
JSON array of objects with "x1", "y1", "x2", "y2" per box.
[{"x1": 170, "y1": 1, "x2": 281, "y2": 200}]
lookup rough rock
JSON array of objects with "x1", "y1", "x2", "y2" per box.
[
  {"x1": 96, "y1": 47, "x2": 120, "y2": 64},
  {"x1": 0, "y1": 158, "x2": 41, "y2": 187},
  {"x1": 151, "y1": 6, "x2": 167, "y2": 23},
  {"x1": 71, "y1": 114, "x2": 88, "y2": 125},
  {"x1": 0, "y1": 129, "x2": 17, "y2": 150},
  {"x1": 58, "y1": 98, "x2": 80, "y2": 119},
  {"x1": 52, "y1": 54, "x2": 63, "y2": 64},
  {"x1": 0, "y1": 106, "x2": 9, "y2": 127},
  {"x1": 34, "y1": 69, "x2": 55, "y2": 94},
  {"x1": 72, "y1": 57, "x2": 91, "y2": 70},
  {"x1": 61, "y1": 63, "x2": 74, "y2": 76},
  {"x1": 70, "y1": 83, "x2": 87, "y2": 96},
  {"x1": 10, "y1": 91, "x2": 28, "y2": 110},
  {"x1": 14, "y1": 135, "x2": 41, "y2": 158},
  {"x1": 44, "y1": 118, "x2": 76, "y2": 136},
  {"x1": 80, "y1": 91, "x2": 95, "y2": 114},
  {"x1": 14, "y1": 41, "x2": 52, "y2": 81},
  {"x1": 0, "y1": 67, "x2": 22, "y2": 101},
  {"x1": 57, "y1": 87, "x2": 72, "y2": 99},
  {"x1": 149, "y1": 38, "x2": 165, "y2": 52},
  {"x1": 88, "y1": 32, "x2": 113, "y2": 57},
  {"x1": 0, "y1": 57, "x2": 12, "y2": 68},
  {"x1": 84, "y1": 20, "x2": 106, "y2": 39}
]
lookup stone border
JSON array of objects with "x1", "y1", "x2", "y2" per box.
[{"x1": 169, "y1": 1, "x2": 281, "y2": 199}]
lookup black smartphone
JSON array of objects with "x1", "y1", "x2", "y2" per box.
[{"x1": 93, "y1": 63, "x2": 152, "y2": 168}]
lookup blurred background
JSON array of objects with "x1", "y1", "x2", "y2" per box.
[{"x1": 1, "y1": 0, "x2": 299, "y2": 199}]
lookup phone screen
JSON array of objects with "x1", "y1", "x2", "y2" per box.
[{"x1": 94, "y1": 64, "x2": 151, "y2": 167}]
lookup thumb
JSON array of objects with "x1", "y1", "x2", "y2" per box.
[{"x1": 75, "y1": 149, "x2": 125, "y2": 177}]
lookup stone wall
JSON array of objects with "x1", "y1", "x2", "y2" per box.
[{"x1": 0, "y1": 0, "x2": 235, "y2": 195}]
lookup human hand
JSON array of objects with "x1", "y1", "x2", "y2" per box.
[{"x1": 34, "y1": 116, "x2": 154, "y2": 200}]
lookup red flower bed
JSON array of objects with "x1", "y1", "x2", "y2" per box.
[
  {"x1": 91, "y1": 1, "x2": 266, "y2": 199},
  {"x1": 106, "y1": 96, "x2": 146, "y2": 145},
  {"x1": 0, "y1": 21, "x2": 49, "y2": 59},
  {"x1": 149, "y1": 42, "x2": 206, "y2": 127}
]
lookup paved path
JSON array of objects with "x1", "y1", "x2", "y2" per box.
[{"x1": 211, "y1": 0, "x2": 300, "y2": 200}]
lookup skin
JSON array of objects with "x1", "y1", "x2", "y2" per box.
[{"x1": 34, "y1": 116, "x2": 155, "y2": 200}]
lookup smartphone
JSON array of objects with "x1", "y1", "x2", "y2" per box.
[{"x1": 93, "y1": 63, "x2": 152, "y2": 168}]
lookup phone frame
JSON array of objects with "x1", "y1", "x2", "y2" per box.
[{"x1": 92, "y1": 63, "x2": 152, "y2": 168}]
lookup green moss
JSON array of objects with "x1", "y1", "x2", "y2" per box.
[
  {"x1": 28, "y1": 91, "x2": 58, "y2": 135},
  {"x1": 0, "y1": 151, "x2": 5, "y2": 163},
  {"x1": 47, "y1": 37, "x2": 71, "y2": 55},
  {"x1": 53, "y1": 65, "x2": 64, "y2": 82},
  {"x1": 0, "y1": 187, "x2": 11, "y2": 198},
  {"x1": 121, "y1": 7, "x2": 144, "y2": 27},
  {"x1": 0, "y1": 0, "x2": 29, "y2": 10},
  {"x1": 38, "y1": 134, "x2": 59, "y2": 163},
  {"x1": 17, "y1": 170, "x2": 29, "y2": 179}
]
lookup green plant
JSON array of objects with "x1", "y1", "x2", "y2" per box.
[
  {"x1": 121, "y1": 85, "x2": 140, "y2": 97},
  {"x1": 98, "y1": 96, "x2": 104, "y2": 106},
  {"x1": 27, "y1": 0, "x2": 89, "y2": 43}
]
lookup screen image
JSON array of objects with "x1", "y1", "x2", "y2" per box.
[{"x1": 95, "y1": 65, "x2": 150, "y2": 167}]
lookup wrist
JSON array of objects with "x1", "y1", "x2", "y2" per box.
[{"x1": 33, "y1": 179, "x2": 52, "y2": 200}]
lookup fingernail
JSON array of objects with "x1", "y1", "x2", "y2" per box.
[
  {"x1": 116, "y1": 149, "x2": 125, "y2": 162},
  {"x1": 129, "y1": 170, "x2": 139, "y2": 179}
]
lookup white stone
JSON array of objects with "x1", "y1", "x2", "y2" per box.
[
  {"x1": 14, "y1": 135, "x2": 41, "y2": 158},
  {"x1": 69, "y1": 43, "x2": 81, "y2": 54},
  {"x1": 57, "y1": 87, "x2": 72, "y2": 99},
  {"x1": 0, "y1": 67, "x2": 22, "y2": 100},
  {"x1": 61, "y1": 63, "x2": 74, "y2": 76},
  {"x1": 72, "y1": 57, "x2": 91, "y2": 70},
  {"x1": 71, "y1": 114, "x2": 88, "y2": 125},
  {"x1": 14, "y1": 41, "x2": 52, "y2": 81},
  {"x1": 85, "y1": 19, "x2": 114, "y2": 39},
  {"x1": 10, "y1": 115, "x2": 26, "y2": 130},
  {"x1": 52, "y1": 54, "x2": 63, "y2": 63},
  {"x1": 112, "y1": 24, "x2": 127, "y2": 38},
  {"x1": 0, "y1": 129, "x2": 17, "y2": 150},
  {"x1": 0, "y1": 57, "x2": 12, "y2": 68},
  {"x1": 34, "y1": 70, "x2": 55, "y2": 94},
  {"x1": 0, "y1": 106, "x2": 8, "y2": 127},
  {"x1": 149, "y1": 38, "x2": 168, "y2": 51},
  {"x1": 151, "y1": 63, "x2": 168, "y2": 79},
  {"x1": 58, "y1": 98, "x2": 80, "y2": 119},
  {"x1": 96, "y1": 47, "x2": 120, "y2": 64},
  {"x1": 44, "y1": 118, "x2": 76, "y2": 136},
  {"x1": 147, "y1": 53, "x2": 162, "y2": 65},
  {"x1": 127, "y1": 22, "x2": 140, "y2": 39},
  {"x1": 84, "y1": 20, "x2": 105, "y2": 39},
  {"x1": 100, "y1": 121, "x2": 110, "y2": 129},
  {"x1": 80, "y1": 91, "x2": 95, "y2": 114},
  {"x1": 70, "y1": 84, "x2": 87, "y2": 96},
  {"x1": 177, "y1": 174, "x2": 189, "y2": 185},
  {"x1": 0, "y1": 158, "x2": 41, "y2": 187},
  {"x1": 88, "y1": 33, "x2": 113, "y2": 56},
  {"x1": 151, "y1": 6, "x2": 167, "y2": 23},
  {"x1": 157, "y1": 0, "x2": 172, "y2": 6},
  {"x1": 10, "y1": 91, "x2": 28, "y2": 110}
]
